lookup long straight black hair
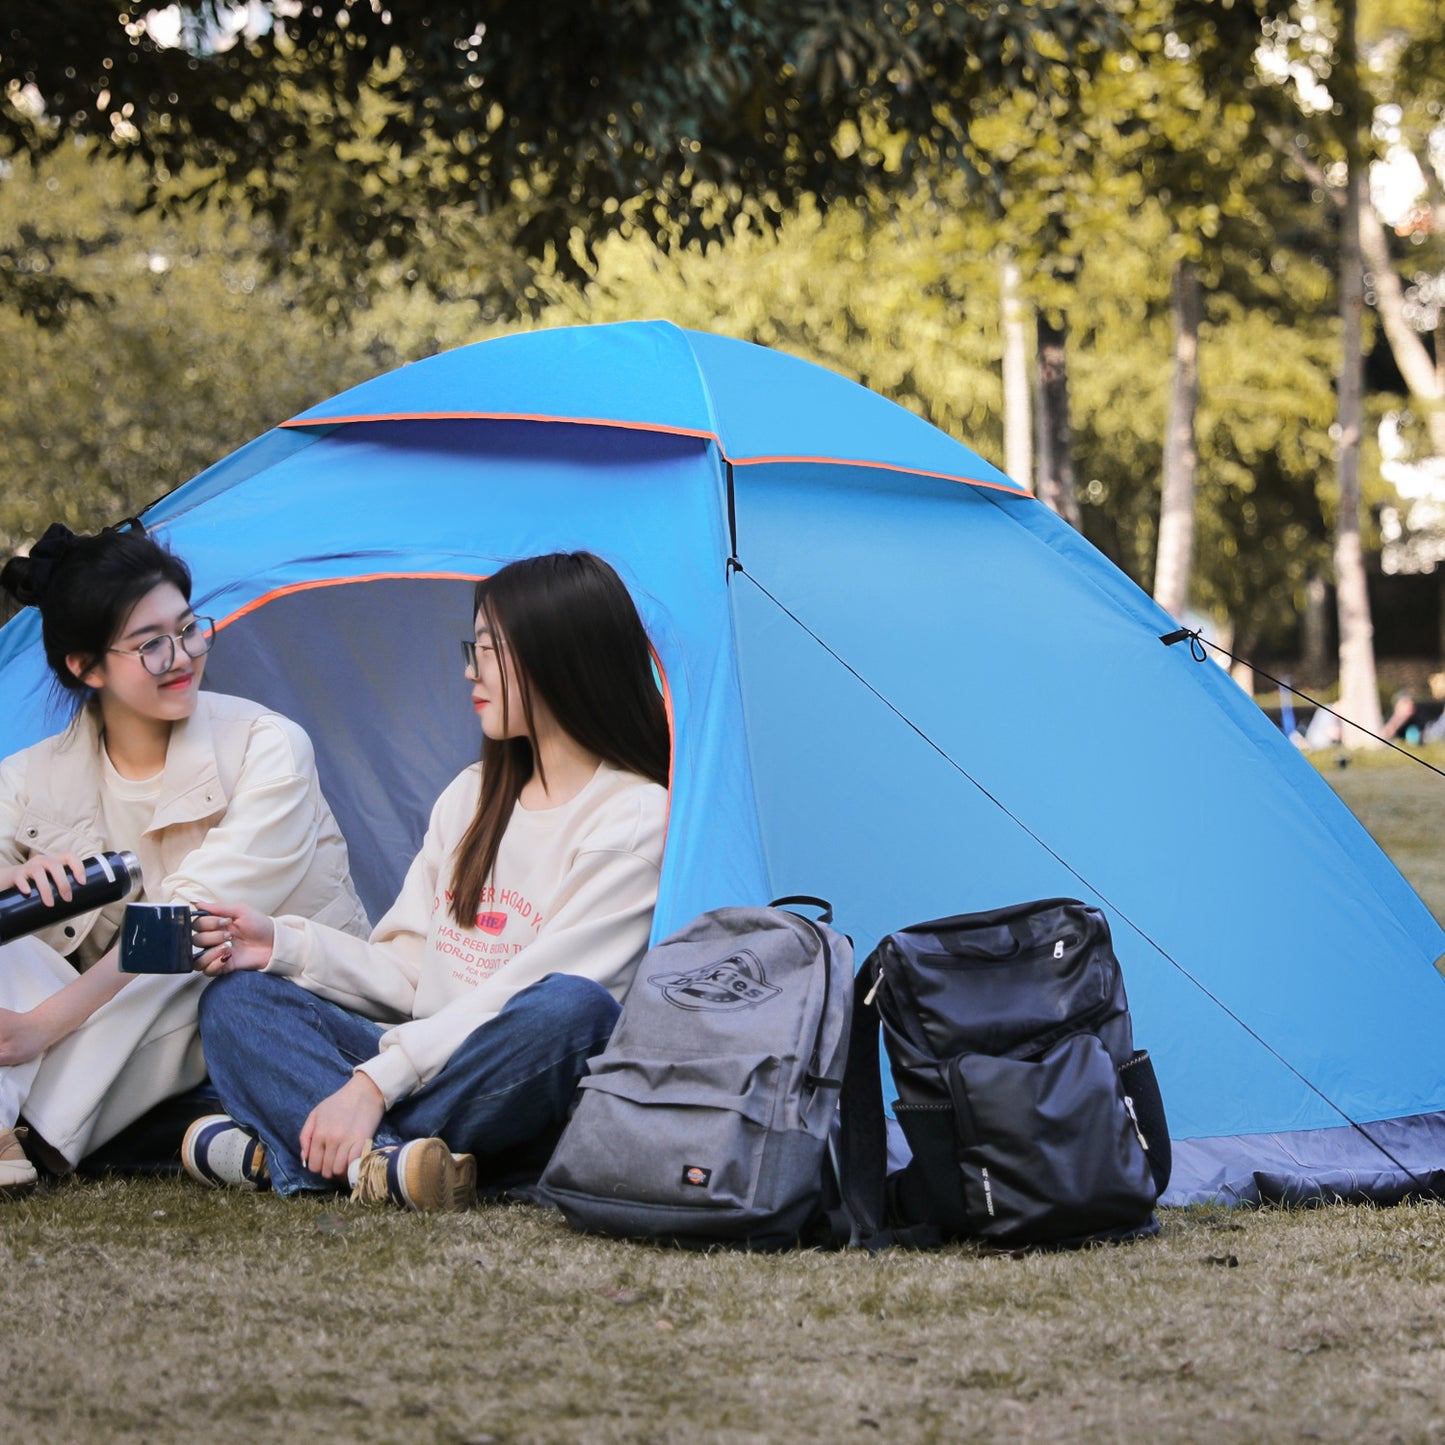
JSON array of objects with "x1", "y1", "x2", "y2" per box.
[{"x1": 449, "y1": 552, "x2": 670, "y2": 929}]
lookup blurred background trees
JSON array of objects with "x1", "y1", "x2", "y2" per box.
[{"x1": 3, "y1": 0, "x2": 1443, "y2": 706}]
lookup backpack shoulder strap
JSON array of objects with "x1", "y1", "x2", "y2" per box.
[{"x1": 831, "y1": 959, "x2": 891, "y2": 1248}]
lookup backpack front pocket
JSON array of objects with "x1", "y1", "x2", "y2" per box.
[
  {"x1": 548, "y1": 1053, "x2": 781, "y2": 1211},
  {"x1": 947, "y1": 1033, "x2": 1157, "y2": 1243}
]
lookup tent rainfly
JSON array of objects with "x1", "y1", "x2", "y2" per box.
[{"x1": 3, "y1": 320, "x2": 1443, "y2": 1207}]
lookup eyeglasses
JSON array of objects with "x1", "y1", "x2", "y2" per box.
[
  {"x1": 459, "y1": 639, "x2": 494, "y2": 678},
  {"x1": 109, "y1": 617, "x2": 216, "y2": 677}
]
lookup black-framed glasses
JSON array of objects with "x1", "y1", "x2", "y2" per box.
[
  {"x1": 109, "y1": 617, "x2": 216, "y2": 677},
  {"x1": 460, "y1": 639, "x2": 493, "y2": 678}
]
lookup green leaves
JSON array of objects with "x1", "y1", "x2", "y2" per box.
[
  {"x1": 0, "y1": 141, "x2": 485, "y2": 553},
  {"x1": 1, "y1": 1, "x2": 1119, "y2": 277}
]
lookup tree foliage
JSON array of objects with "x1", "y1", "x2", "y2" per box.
[
  {"x1": 538, "y1": 190, "x2": 1008, "y2": 452},
  {"x1": 0, "y1": 139, "x2": 485, "y2": 553},
  {"x1": 1, "y1": 0, "x2": 1119, "y2": 288}
]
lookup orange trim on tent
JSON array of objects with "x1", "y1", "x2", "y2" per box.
[
  {"x1": 213, "y1": 571, "x2": 483, "y2": 631},
  {"x1": 212, "y1": 568, "x2": 679, "y2": 833},
  {"x1": 728, "y1": 454, "x2": 1026, "y2": 494},
  {"x1": 281, "y1": 411, "x2": 716, "y2": 444},
  {"x1": 279, "y1": 409, "x2": 1031, "y2": 497}
]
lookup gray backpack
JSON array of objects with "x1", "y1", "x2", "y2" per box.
[{"x1": 540, "y1": 898, "x2": 854, "y2": 1249}]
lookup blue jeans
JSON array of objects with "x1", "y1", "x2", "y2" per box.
[{"x1": 197, "y1": 970, "x2": 619, "y2": 1196}]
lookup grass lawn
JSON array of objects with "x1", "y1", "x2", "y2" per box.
[
  {"x1": 1307, "y1": 741, "x2": 1445, "y2": 930},
  {"x1": 4, "y1": 749, "x2": 1445, "y2": 1443}
]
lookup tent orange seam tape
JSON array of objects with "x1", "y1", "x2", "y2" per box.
[
  {"x1": 280, "y1": 412, "x2": 715, "y2": 442},
  {"x1": 212, "y1": 571, "x2": 483, "y2": 630},
  {"x1": 211, "y1": 567, "x2": 679, "y2": 838},
  {"x1": 729, "y1": 454, "x2": 1026, "y2": 494},
  {"x1": 279, "y1": 411, "x2": 1030, "y2": 497}
]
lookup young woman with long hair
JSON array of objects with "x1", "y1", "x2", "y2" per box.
[
  {"x1": 188, "y1": 551, "x2": 670, "y2": 1212},
  {"x1": 0, "y1": 521, "x2": 368, "y2": 1196}
]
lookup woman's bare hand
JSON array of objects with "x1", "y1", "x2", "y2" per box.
[
  {"x1": 299, "y1": 1074, "x2": 387, "y2": 1180},
  {"x1": 191, "y1": 902, "x2": 275, "y2": 975},
  {"x1": 0, "y1": 854, "x2": 87, "y2": 908},
  {"x1": 0, "y1": 1006, "x2": 55, "y2": 1066}
]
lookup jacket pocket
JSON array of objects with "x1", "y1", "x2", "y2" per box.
[
  {"x1": 14, "y1": 802, "x2": 99, "y2": 862},
  {"x1": 11, "y1": 807, "x2": 110, "y2": 960}
]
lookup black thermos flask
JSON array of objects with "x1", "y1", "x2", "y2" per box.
[{"x1": 0, "y1": 850, "x2": 143, "y2": 945}]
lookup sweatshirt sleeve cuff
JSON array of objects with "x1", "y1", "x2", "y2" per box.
[
  {"x1": 264, "y1": 917, "x2": 309, "y2": 979},
  {"x1": 355, "y1": 1048, "x2": 421, "y2": 1110}
]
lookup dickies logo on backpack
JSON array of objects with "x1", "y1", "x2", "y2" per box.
[{"x1": 648, "y1": 949, "x2": 782, "y2": 1011}]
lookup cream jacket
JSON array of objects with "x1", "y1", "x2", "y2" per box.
[
  {"x1": 267, "y1": 760, "x2": 668, "y2": 1107},
  {"x1": 0, "y1": 690, "x2": 369, "y2": 961},
  {"x1": 0, "y1": 691, "x2": 369, "y2": 1162}
]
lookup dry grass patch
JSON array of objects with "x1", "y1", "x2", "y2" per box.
[{"x1": 6, "y1": 1181, "x2": 1445, "y2": 1442}]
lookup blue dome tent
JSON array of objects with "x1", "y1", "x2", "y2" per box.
[{"x1": 3, "y1": 319, "x2": 1443, "y2": 1206}]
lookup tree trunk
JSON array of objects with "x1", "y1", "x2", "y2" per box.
[
  {"x1": 1334, "y1": 0, "x2": 1383, "y2": 748},
  {"x1": 1153, "y1": 258, "x2": 1202, "y2": 619},
  {"x1": 1230, "y1": 620, "x2": 1258, "y2": 695},
  {"x1": 1035, "y1": 311, "x2": 1081, "y2": 527},
  {"x1": 1302, "y1": 573, "x2": 1330, "y2": 686},
  {"x1": 1359, "y1": 203, "x2": 1445, "y2": 457},
  {"x1": 1000, "y1": 255, "x2": 1032, "y2": 488},
  {"x1": 1438, "y1": 569, "x2": 1445, "y2": 661}
]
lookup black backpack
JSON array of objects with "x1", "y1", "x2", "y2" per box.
[{"x1": 838, "y1": 898, "x2": 1171, "y2": 1249}]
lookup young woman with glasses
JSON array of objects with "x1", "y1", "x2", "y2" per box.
[
  {"x1": 0, "y1": 521, "x2": 368, "y2": 1196},
  {"x1": 186, "y1": 551, "x2": 670, "y2": 1213}
]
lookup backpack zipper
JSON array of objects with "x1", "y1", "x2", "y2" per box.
[
  {"x1": 863, "y1": 961, "x2": 883, "y2": 1008},
  {"x1": 1122, "y1": 1092, "x2": 1149, "y2": 1152},
  {"x1": 912, "y1": 933, "x2": 1081, "y2": 968}
]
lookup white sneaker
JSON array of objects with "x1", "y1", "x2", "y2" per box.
[
  {"x1": 181, "y1": 1114, "x2": 270, "y2": 1191},
  {"x1": 0, "y1": 1125, "x2": 37, "y2": 1197}
]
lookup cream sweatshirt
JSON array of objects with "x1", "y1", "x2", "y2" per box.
[{"x1": 266, "y1": 760, "x2": 668, "y2": 1106}]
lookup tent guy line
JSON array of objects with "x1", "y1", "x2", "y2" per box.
[
  {"x1": 1161, "y1": 627, "x2": 1445, "y2": 781},
  {"x1": 735, "y1": 563, "x2": 1431, "y2": 1192}
]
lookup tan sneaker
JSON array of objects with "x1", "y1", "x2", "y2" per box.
[
  {"x1": 0, "y1": 1125, "x2": 37, "y2": 1197},
  {"x1": 351, "y1": 1137, "x2": 477, "y2": 1212}
]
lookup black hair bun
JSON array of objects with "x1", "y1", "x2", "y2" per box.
[
  {"x1": 0, "y1": 555, "x2": 39, "y2": 607},
  {"x1": 1, "y1": 522, "x2": 79, "y2": 607}
]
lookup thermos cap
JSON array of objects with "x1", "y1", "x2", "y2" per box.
[{"x1": 111, "y1": 850, "x2": 142, "y2": 886}]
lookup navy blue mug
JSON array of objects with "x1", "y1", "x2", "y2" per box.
[{"x1": 119, "y1": 902, "x2": 200, "y2": 974}]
